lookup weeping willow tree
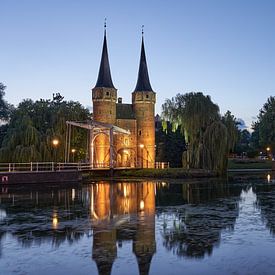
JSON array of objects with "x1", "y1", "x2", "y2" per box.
[
  {"x1": 0, "y1": 98, "x2": 90, "y2": 162},
  {"x1": 162, "y1": 92, "x2": 238, "y2": 174}
]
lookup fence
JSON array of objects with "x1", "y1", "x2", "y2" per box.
[
  {"x1": 0, "y1": 161, "x2": 170, "y2": 173},
  {"x1": 0, "y1": 162, "x2": 92, "y2": 173}
]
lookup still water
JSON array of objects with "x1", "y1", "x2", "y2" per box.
[{"x1": 1, "y1": 177, "x2": 275, "y2": 275}]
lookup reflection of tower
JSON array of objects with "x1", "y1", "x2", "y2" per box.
[
  {"x1": 133, "y1": 182, "x2": 156, "y2": 275},
  {"x1": 91, "y1": 182, "x2": 117, "y2": 275},
  {"x1": 132, "y1": 35, "x2": 156, "y2": 168},
  {"x1": 92, "y1": 228, "x2": 117, "y2": 275},
  {"x1": 92, "y1": 26, "x2": 117, "y2": 165}
]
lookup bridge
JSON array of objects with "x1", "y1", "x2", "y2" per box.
[{"x1": 0, "y1": 161, "x2": 169, "y2": 185}]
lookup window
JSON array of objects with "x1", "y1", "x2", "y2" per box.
[
  {"x1": 146, "y1": 94, "x2": 149, "y2": 99},
  {"x1": 106, "y1": 91, "x2": 110, "y2": 96},
  {"x1": 139, "y1": 130, "x2": 142, "y2": 136}
]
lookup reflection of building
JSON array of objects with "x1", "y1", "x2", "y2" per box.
[
  {"x1": 90, "y1": 181, "x2": 156, "y2": 275},
  {"x1": 92, "y1": 27, "x2": 156, "y2": 168},
  {"x1": 133, "y1": 182, "x2": 156, "y2": 275}
]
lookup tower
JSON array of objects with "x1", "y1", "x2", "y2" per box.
[
  {"x1": 132, "y1": 33, "x2": 156, "y2": 168},
  {"x1": 92, "y1": 26, "x2": 117, "y2": 165}
]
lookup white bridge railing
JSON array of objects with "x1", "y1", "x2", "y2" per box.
[
  {"x1": 0, "y1": 161, "x2": 170, "y2": 173},
  {"x1": 0, "y1": 162, "x2": 93, "y2": 173}
]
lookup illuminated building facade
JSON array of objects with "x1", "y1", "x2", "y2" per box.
[{"x1": 92, "y1": 28, "x2": 156, "y2": 168}]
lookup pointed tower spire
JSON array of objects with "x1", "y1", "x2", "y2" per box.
[
  {"x1": 134, "y1": 27, "x2": 153, "y2": 92},
  {"x1": 95, "y1": 20, "x2": 115, "y2": 89}
]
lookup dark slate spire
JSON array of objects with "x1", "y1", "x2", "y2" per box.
[
  {"x1": 134, "y1": 29, "x2": 153, "y2": 92},
  {"x1": 95, "y1": 22, "x2": 115, "y2": 89}
]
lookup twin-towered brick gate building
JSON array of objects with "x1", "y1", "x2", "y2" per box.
[{"x1": 90, "y1": 28, "x2": 156, "y2": 168}]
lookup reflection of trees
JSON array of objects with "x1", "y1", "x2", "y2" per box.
[
  {"x1": 0, "y1": 185, "x2": 90, "y2": 250},
  {"x1": 158, "y1": 181, "x2": 242, "y2": 258},
  {"x1": 0, "y1": 231, "x2": 4, "y2": 258},
  {"x1": 254, "y1": 182, "x2": 275, "y2": 236}
]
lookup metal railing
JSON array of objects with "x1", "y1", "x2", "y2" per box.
[
  {"x1": 0, "y1": 161, "x2": 171, "y2": 173},
  {"x1": 0, "y1": 162, "x2": 92, "y2": 173},
  {"x1": 155, "y1": 162, "x2": 170, "y2": 169}
]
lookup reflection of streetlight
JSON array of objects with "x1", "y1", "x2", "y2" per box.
[
  {"x1": 52, "y1": 139, "x2": 59, "y2": 162},
  {"x1": 71, "y1": 148, "x2": 76, "y2": 162},
  {"x1": 52, "y1": 210, "x2": 58, "y2": 229},
  {"x1": 139, "y1": 199, "x2": 145, "y2": 211}
]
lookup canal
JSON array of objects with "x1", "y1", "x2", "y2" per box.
[{"x1": 0, "y1": 177, "x2": 275, "y2": 274}]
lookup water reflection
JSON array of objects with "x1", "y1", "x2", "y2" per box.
[
  {"x1": 90, "y1": 182, "x2": 156, "y2": 275},
  {"x1": 1, "y1": 180, "x2": 275, "y2": 274},
  {"x1": 254, "y1": 174, "x2": 275, "y2": 236},
  {"x1": 0, "y1": 185, "x2": 90, "y2": 248}
]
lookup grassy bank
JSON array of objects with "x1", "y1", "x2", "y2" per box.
[
  {"x1": 82, "y1": 160, "x2": 273, "y2": 181},
  {"x1": 114, "y1": 168, "x2": 218, "y2": 178},
  {"x1": 82, "y1": 168, "x2": 218, "y2": 180},
  {"x1": 228, "y1": 159, "x2": 272, "y2": 169}
]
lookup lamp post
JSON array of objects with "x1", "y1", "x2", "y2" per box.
[
  {"x1": 139, "y1": 144, "x2": 144, "y2": 168},
  {"x1": 52, "y1": 139, "x2": 59, "y2": 162},
  {"x1": 71, "y1": 148, "x2": 76, "y2": 163}
]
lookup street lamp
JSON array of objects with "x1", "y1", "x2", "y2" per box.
[
  {"x1": 139, "y1": 144, "x2": 144, "y2": 168},
  {"x1": 52, "y1": 139, "x2": 59, "y2": 162},
  {"x1": 52, "y1": 139, "x2": 59, "y2": 147},
  {"x1": 71, "y1": 148, "x2": 76, "y2": 163}
]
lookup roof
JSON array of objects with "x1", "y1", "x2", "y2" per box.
[
  {"x1": 134, "y1": 37, "x2": 153, "y2": 92},
  {"x1": 116, "y1": 104, "x2": 136, "y2": 119},
  {"x1": 94, "y1": 32, "x2": 115, "y2": 89}
]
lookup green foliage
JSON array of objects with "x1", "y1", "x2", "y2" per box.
[
  {"x1": 162, "y1": 92, "x2": 238, "y2": 174},
  {"x1": 0, "y1": 97, "x2": 90, "y2": 162},
  {"x1": 251, "y1": 122, "x2": 260, "y2": 150},
  {"x1": 0, "y1": 83, "x2": 11, "y2": 121},
  {"x1": 156, "y1": 119, "x2": 185, "y2": 167},
  {"x1": 222, "y1": 111, "x2": 239, "y2": 153},
  {"x1": 235, "y1": 129, "x2": 252, "y2": 156},
  {"x1": 255, "y1": 96, "x2": 275, "y2": 153}
]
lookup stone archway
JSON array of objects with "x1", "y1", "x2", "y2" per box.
[
  {"x1": 116, "y1": 148, "x2": 136, "y2": 168},
  {"x1": 93, "y1": 132, "x2": 110, "y2": 168}
]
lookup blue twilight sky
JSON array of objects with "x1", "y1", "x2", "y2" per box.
[{"x1": 1, "y1": 0, "x2": 275, "y2": 129}]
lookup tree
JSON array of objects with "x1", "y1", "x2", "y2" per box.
[
  {"x1": 221, "y1": 111, "x2": 239, "y2": 153},
  {"x1": 0, "y1": 83, "x2": 10, "y2": 121},
  {"x1": 0, "y1": 97, "x2": 90, "y2": 162},
  {"x1": 162, "y1": 92, "x2": 238, "y2": 174},
  {"x1": 155, "y1": 117, "x2": 185, "y2": 167},
  {"x1": 256, "y1": 96, "x2": 275, "y2": 154}
]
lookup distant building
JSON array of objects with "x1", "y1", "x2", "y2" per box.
[{"x1": 92, "y1": 28, "x2": 156, "y2": 168}]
